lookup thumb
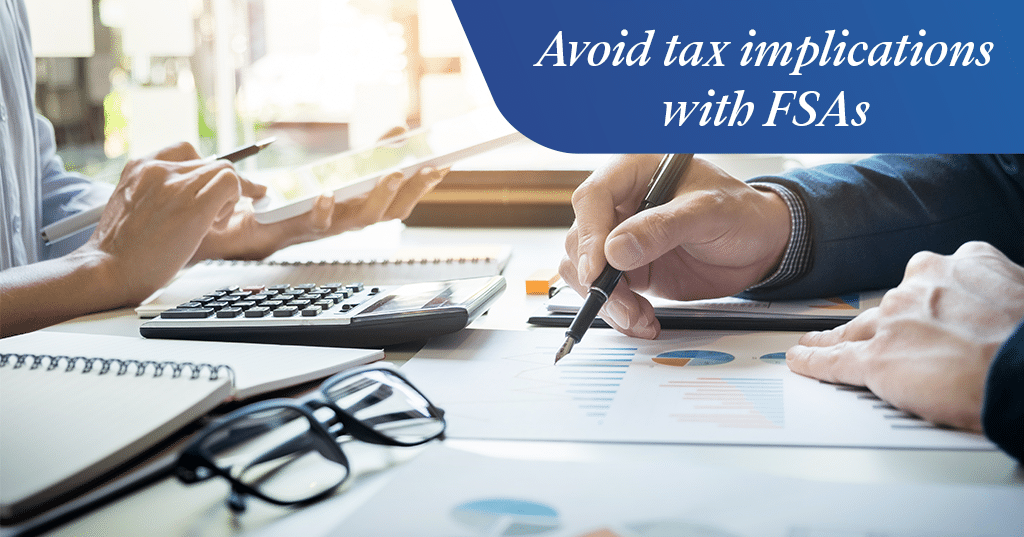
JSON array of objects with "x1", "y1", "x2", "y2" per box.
[
  {"x1": 308, "y1": 192, "x2": 335, "y2": 233},
  {"x1": 605, "y1": 202, "x2": 697, "y2": 271}
]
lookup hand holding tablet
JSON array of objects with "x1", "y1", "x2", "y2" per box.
[{"x1": 251, "y1": 109, "x2": 526, "y2": 224}]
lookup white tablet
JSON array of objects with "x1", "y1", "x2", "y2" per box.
[{"x1": 251, "y1": 109, "x2": 526, "y2": 224}]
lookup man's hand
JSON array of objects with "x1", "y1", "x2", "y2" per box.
[
  {"x1": 787, "y1": 241, "x2": 1024, "y2": 431},
  {"x1": 559, "y1": 154, "x2": 792, "y2": 339}
]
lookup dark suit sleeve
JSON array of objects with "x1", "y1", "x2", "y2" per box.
[
  {"x1": 745, "y1": 154, "x2": 1024, "y2": 299},
  {"x1": 983, "y1": 320, "x2": 1024, "y2": 463}
]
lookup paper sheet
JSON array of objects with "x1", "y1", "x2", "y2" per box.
[
  {"x1": 334, "y1": 444, "x2": 1024, "y2": 537},
  {"x1": 401, "y1": 329, "x2": 994, "y2": 450}
]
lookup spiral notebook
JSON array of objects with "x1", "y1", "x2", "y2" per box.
[
  {"x1": 135, "y1": 244, "x2": 512, "y2": 318},
  {"x1": 0, "y1": 331, "x2": 383, "y2": 521}
]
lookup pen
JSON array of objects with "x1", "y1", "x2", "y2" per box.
[
  {"x1": 554, "y1": 153, "x2": 694, "y2": 364},
  {"x1": 40, "y1": 137, "x2": 276, "y2": 245}
]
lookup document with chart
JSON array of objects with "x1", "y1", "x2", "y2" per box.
[{"x1": 402, "y1": 328, "x2": 994, "y2": 450}]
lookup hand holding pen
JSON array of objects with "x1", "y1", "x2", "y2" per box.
[
  {"x1": 556, "y1": 154, "x2": 694, "y2": 362},
  {"x1": 556, "y1": 154, "x2": 798, "y2": 357},
  {"x1": 41, "y1": 138, "x2": 276, "y2": 244}
]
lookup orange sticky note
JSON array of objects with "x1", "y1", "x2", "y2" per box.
[{"x1": 526, "y1": 268, "x2": 561, "y2": 295}]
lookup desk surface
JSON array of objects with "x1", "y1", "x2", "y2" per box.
[{"x1": 22, "y1": 224, "x2": 1024, "y2": 537}]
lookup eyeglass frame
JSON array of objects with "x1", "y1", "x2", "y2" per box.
[{"x1": 173, "y1": 362, "x2": 446, "y2": 511}]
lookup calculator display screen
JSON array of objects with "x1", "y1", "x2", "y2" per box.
[{"x1": 360, "y1": 280, "x2": 483, "y2": 316}]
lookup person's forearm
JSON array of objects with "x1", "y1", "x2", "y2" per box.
[
  {"x1": 749, "y1": 154, "x2": 1024, "y2": 299},
  {"x1": 0, "y1": 249, "x2": 126, "y2": 337}
]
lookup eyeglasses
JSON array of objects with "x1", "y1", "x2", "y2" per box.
[{"x1": 173, "y1": 363, "x2": 445, "y2": 512}]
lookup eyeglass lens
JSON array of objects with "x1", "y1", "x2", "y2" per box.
[
  {"x1": 324, "y1": 369, "x2": 444, "y2": 445},
  {"x1": 199, "y1": 406, "x2": 349, "y2": 504}
]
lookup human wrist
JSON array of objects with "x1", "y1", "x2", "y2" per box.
[
  {"x1": 747, "y1": 182, "x2": 809, "y2": 289},
  {"x1": 69, "y1": 245, "x2": 136, "y2": 309}
]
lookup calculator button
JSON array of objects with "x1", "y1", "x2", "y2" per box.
[
  {"x1": 369, "y1": 287, "x2": 380, "y2": 294},
  {"x1": 273, "y1": 306, "x2": 298, "y2": 317},
  {"x1": 324, "y1": 294, "x2": 344, "y2": 304},
  {"x1": 162, "y1": 308, "x2": 214, "y2": 319},
  {"x1": 215, "y1": 286, "x2": 240, "y2": 293},
  {"x1": 345, "y1": 283, "x2": 364, "y2": 293},
  {"x1": 321, "y1": 283, "x2": 343, "y2": 291},
  {"x1": 234, "y1": 300, "x2": 256, "y2": 309},
  {"x1": 287, "y1": 299, "x2": 311, "y2": 308},
  {"x1": 262, "y1": 300, "x2": 284, "y2": 309},
  {"x1": 267, "y1": 284, "x2": 291, "y2": 291},
  {"x1": 249, "y1": 294, "x2": 271, "y2": 302},
  {"x1": 301, "y1": 307, "x2": 321, "y2": 317},
  {"x1": 229, "y1": 291, "x2": 253, "y2": 298},
  {"x1": 178, "y1": 302, "x2": 204, "y2": 309},
  {"x1": 340, "y1": 303, "x2": 355, "y2": 312},
  {"x1": 241, "y1": 286, "x2": 265, "y2": 293},
  {"x1": 217, "y1": 307, "x2": 243, "y2": 318},
  {"x1": 294, "y1": 283, "x2": 317, "y2": 290},
  {"x1": 314, "y1": 300, "x2": 334, "y2": 310},
  {"x1": 206, "y1": 301, "x2": 228, "y2": 310},
  {"x1": 244, "y1": 307, "x2": 270, "y2": 318}
]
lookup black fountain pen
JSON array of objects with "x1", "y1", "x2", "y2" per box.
[{"x1": 554, "y1": 153, "x2": 695, "y2": 364}]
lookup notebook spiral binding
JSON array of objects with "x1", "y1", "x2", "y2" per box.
[{"x1": 0, "y1": 353, "x2": 235, "y2": 382}]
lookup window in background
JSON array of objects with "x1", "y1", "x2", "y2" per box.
[{"x1": 31, "y1": 0, "x2": 491, "y2": 175}]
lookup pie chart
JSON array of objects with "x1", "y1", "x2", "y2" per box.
[
  {"x1": 759, "y1": 352, "x2": 787, "y2": 365},
  {"x1": 452, "y1": 498, "x2": 560, "y2": 535},
  {"x1": 652, "y1": 350, "x2": 734, "y2": 367}
]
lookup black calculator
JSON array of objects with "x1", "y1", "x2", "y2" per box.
[{"x1": 140, "y1": 276, "x2": 505, "y2": 348}]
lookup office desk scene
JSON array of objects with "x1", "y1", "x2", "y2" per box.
[
  {"x1": 3, "y1": 217, "x2": 1022, "y2": 536},
  {"x1": 5, "y1": 1, "x2": 1023, "y2": 536}
]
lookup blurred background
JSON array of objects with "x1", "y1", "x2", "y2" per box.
[
  {"x1": 30, "y1": 0, "x2": 489, "y2": 178},
  {"x1": 29, "y1": 0, "x2": 865, "y2": 226}
]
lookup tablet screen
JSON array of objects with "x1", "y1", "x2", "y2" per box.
[{"x1": 252, "y1": 109, "x2": 523, "y2": 223}]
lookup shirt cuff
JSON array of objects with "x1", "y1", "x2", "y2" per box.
[{"x1": 745, "y1": 182, "x2": 811, "y2": 291}]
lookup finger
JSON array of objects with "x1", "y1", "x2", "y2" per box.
[
  {"x1": 150, "y1": 141, "x2": 203, "y2": 162},
  {"x1": 604, "y1": 189, "x2": 734, "y2": 272},
  {"x1": 382, "y1": 167, "x2": 445, "y2": 221},
  {"x1": 377, "y1": 125, "x2": 408, "y2": 143},
  {"x1": 786, "y1": 340, "x2": 868, "y2": 386},
  {"x1": 902, "y1": 250, "x2": 945, "y2": 279},
  {"x1": 182, "y1": 160, "x2": 237, "y2": 193},
  {"x1": 571, "y1": 155, "x2": 663, "y2": 285},
  {"x1": 341, "y1": 172, "x2": 404, "y2": 230},
  {"x1": 600, "y1": 279, "x2": 660, "y2": 339},
  {"x1": 194, "y1": 168, "x2": 243, "y2": 225},
  {"x1": 563, "y1": 223, "x2": 581, "y2": 266},
  {"x1": 308, "y1": 193, "x2": 335, "y2": 233},
  {"x1": 798, "y1": 307, "x2": 881, "y2": 347},
  {"x1": 235, "y1": 174, "x2": 268, "y2": 200},
  {"x1": 558, "y1": 255, "x2": 589, "y2": 299}
]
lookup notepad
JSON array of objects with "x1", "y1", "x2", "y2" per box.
[
  {"x1": 0, "y1": 332, "x2": 383, "y2": 521},
  {"x1": 135, "y1": 244, "x2": 512, "y2": 317}
]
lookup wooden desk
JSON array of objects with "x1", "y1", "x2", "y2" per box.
[{"x1": 16, "y1": 225, "x2": 1024, "y2": 537}]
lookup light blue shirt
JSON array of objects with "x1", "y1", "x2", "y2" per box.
[{"x1": 1, "y1": 0, "x2": 110, "y2": 270}]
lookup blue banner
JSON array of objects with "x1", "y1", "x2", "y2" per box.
[{"x1": 451, "y1": 1, "x2": 1023, "y2": 153}]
